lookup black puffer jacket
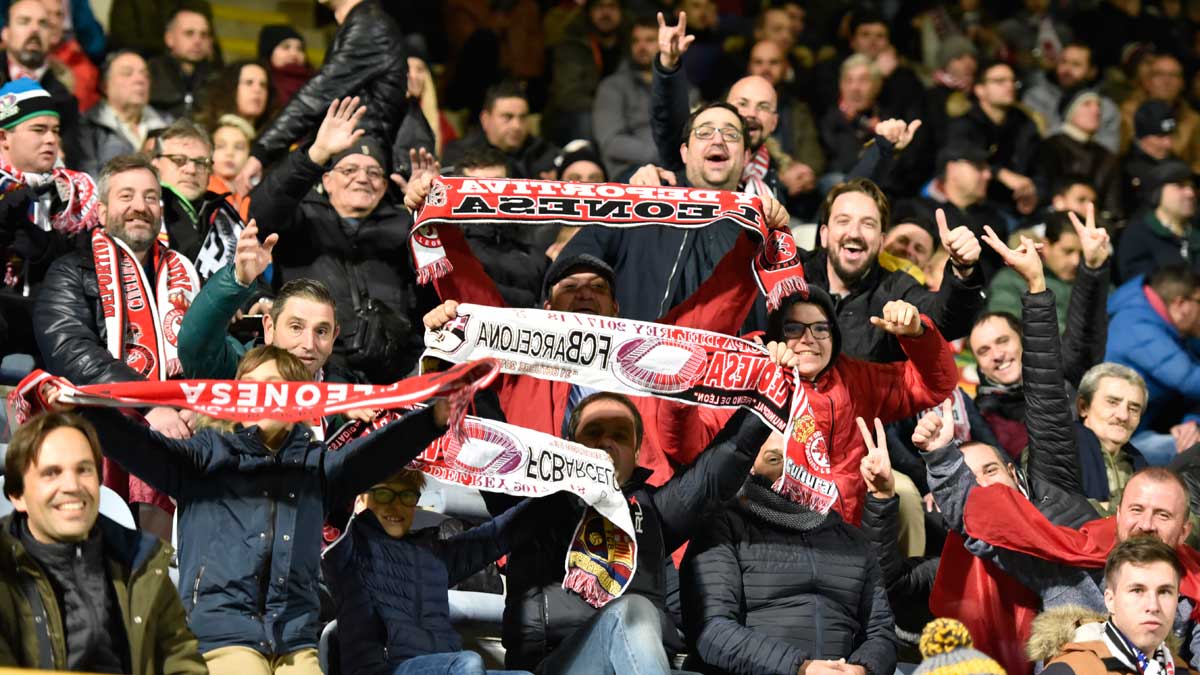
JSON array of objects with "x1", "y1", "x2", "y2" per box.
[
  {"x1": 482, "y1": 409, "x2": 770, "y2": 671},
  {"x1": 251, "y1": 0, "x2": 407, "y2": 171},
  {"x1": 460, "y1": 222, "x2": 555, "y2": 308},
  {"x1": 249, "y1": 149, "x2": 430, "y2": 380},
  {"x1": 681, "y1": 478, "x2": 897, "y2": 675},
  {"x1": 798, "y1": 248, "x2": 985, "y2": 363}
]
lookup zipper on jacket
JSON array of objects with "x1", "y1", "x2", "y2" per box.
[
  {"x1": 191, "y1": 564, "x2": 206, "y2": 611},
  {"x1": 658, "y1": 231, "x2": 690, "y2": 317},
  {"x1": 806, "y1": 536, "x2": 824, "y2": 659}
]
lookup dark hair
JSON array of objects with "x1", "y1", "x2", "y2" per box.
[
  {"x1": 197, "y1": 60, "x2": 275, "y2": 131},
  {"x1": 1149, "y1": 264, "x2": 1200, "y2": 304},
  {"x1": 975, "y1": 60, "x2": 1012, "y2": 87},
  {"x1": 565, "y1": 391, "x2": 644, "y2": 451},
  {"x1": 1042, "y1": 211, "x2": 1076, "y2": 244},
  {"x1": 166, "y1": 7, "x2": 209, "y2": 32},
  {"x1": 971, "y1": 311, "x2": 1022, "y2": 340},
  {"x1": 1104, "y1": 536, "x2": 1184, "y2": 588},
  {"x1": 631, "y1": 13, "x2": 659, "y2": 31},
  {"x1": 1051, "y1": 174, "x2": 1096, "y2": 200},
  {"x1": 482, "y1": 80, "x2": 528, "y2": 113},
  {"x1": 235, "y1": 344, "x2": 311, "y2": 382},
  {"x1": 456, "y1": 146, "x2": 510, "y2": 174},
  {"x1": 682, "y1": 101, "x2": 749, "y2": 147},
  {"x1": 4, "y1": 412, "x2": 104, "y2": 499},
  {"x1": 1061, "y1": 42, "x2": 1094, "y2": 67},
  {"x1": 269, "y1": 278, "x2": 338, "y2": 325},
  {"x1": 99, "y1": 49, "x2": 146, "y2": 92},
  {"x1": 98, "y1": 154, "x2": 160, "y2": 204},
  {"x1": 819, "y1": 177, "x2": 891, "y2": 230},
  {"x1": 849, "y1": 7, "x2": 888, "y2": 37},
  {"x1": 154, "y1": 118, "x2": 212, "y2": 155}
]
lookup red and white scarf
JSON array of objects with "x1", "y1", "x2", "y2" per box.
[
  {"x1": 410, "y1": 177, "x2": 805, "y2": 310},
  {"x1": 423, "y1": 304, "x2": 836, "y2": 513},
  {"x1": 92, "y1": 229, "x2": 199, "y2": 381},
  {"x1": 741, "y1": 144, "x2": 771, "y2": 183},
  {"x1": 0, "y1": 156, "x2": 98, "y2": 235}
]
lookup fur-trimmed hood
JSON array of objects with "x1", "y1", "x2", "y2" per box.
[{"x1": 1027, "y1": 605, "x2": 1109, "y2": 662}]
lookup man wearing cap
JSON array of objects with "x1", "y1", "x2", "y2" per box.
[
  {"x1": 0, "y1": 0, "x2": 80, "y2": 168},
  {"x1": 546, "y1": 142, "x2": 608, "y2": 260},
  {"x1": 250, "y1": 96, "x2": 427, "y2": 383},
  {"x1": 1022, "y1": 42, "x2": 1121, "y2": 154},
  {"x1": 1037, "y1": 89, "x2": 1122, "y2": 221},
  {"x1": 1117, "y1": 159, "x2": 1199, "y2": 284},
  {"x1": 1124, "y1": 100, "x2": 1180, "y2": 212}
]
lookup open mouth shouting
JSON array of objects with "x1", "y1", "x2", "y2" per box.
[{"x1": 704, "y1": 145, "x2": 731, "y2": 173}]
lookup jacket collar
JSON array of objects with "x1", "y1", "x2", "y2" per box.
[
  {"x1": 621, "y1": 466, "x2": 654, "y2": 492},
  {"x1": 2, "y1": 512, "x2": 159, "y2": 573}
]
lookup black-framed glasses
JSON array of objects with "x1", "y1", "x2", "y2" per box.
[
  {"x1": 158, "y1": 154, "x2": 213, "y2": 171},
  {"x1": 367, "y1": 487, "x2": 421, "y2": 506},
  {"x1": 692, "y1": 125, "x2": 742, "y2": 143},
  {"x1": 782, "y1": 321, "x2": 832, "y2": 340}
]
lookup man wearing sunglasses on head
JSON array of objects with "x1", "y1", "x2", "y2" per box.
[
  {"x1": 151, "y1": 118, "x2": 246, "y2": 279},
  {"x1": 323, "y1": 468, "x2": 559, "y2": 675}
]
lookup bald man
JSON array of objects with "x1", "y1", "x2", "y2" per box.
[{"x1": 746, "y1": 40, "x2": 825, "y2": 198}]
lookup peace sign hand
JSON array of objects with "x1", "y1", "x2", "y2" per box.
[
  {"x1": 981, "y1": 224, "x2": 1045, "y2": 293},
  {"x1": 857, "y1": 416, "x2": 895, "y2": 498},
  {"x1": 1067, "y1": 201, "x2": 1111, "y2": 270}
]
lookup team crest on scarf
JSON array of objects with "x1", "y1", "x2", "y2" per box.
[
  {"x1": 564, "y1": 506, "x2": 638, "y2": 608},
  {"x1": 0, "y1": 94, "x2": 18, "y2": 121},
  {"x1": 775, "y1": 382, "x2": 839, "y2": 513}
]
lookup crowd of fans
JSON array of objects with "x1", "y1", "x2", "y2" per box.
[{"x1": 3, "y1": 0, "x2": 1200, "y2": 673}]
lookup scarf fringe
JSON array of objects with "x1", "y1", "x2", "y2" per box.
[
  {"x1": 416, "y1": 256, "x2": 454, "y2": 285},
  {"x1": 562, "y1": 567, "x2": 618, "y2": 608},
  {"x1": 766, "y1": 276, "x2": 810, "y2": 311}
]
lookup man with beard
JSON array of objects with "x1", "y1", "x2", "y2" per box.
[
  {"x1": 0, "y1": 0, "x2": 80, "y2": 168},
  {"x1": 801, "y1": 177, "x2": 986, "y2": 362},
  {"x1": 33, "y1": 154, "x2": 203, "y2": 540},
  {"x1": 1023, "y1": 43, "x2": 1121, "y2": 154}
]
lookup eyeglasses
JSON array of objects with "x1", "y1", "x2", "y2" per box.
[
  {"x1": 782, "y1": 321, "x2": 832, "y2": 340},
  {"x1": 367, "y1": 487, "x2": 421, "y2": 507},
  {"x1": 692, "y1": 125, "x2": 742, "y2": 143},
  {"x1": 158, "y1": 154, "x2": 213, "y2": 171},
  {"x1": 332, "y1": 164, "x2": 386, "y2": 181}
]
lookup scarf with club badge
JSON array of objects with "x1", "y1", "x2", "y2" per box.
[
  {"x1": 91, "y1": 228, "x2": 200, "y2": 381},
  {"x1": 409, "y1": 176, "x2": 806, "y2": 311},
  {"x1": 0, "y1": 155, "x2": 99, "y2": 287}
]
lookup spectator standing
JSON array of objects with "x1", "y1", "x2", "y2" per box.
[
  {"x1": 1116, "y1": 160, "x2": 1199, "y2": 284},
  {"x1": 257, "y1": 25, "x2": 313, "y2": 109},
  {"x1": 147, "y1": 8, "x2": 214, "y2": 118},
  {"x1": 442, "y1": 81, "x2": 560, "y2": 180},
  {"x1": 236, "y1": 0, "x2": 407, "y2": 190},
  {"x1": 0, "y1": 412, "x2": 207, "y2": 674},
  {"x1": 78, "y1": 51, "x2": 172, "y2": 177},
  {"x1": 0, "y1": 0, "x2": 81, "y2": 168},
  {"x1": 543, "y1": 0, "x2": 624, "y2": 145}
]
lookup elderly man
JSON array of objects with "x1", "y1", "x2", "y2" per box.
[
  {"x1": 0, "y1": 0, "x2": 79, "y2": 167},
  {"x1": 818, "y1": 54, "x2": 888, "y2": 182},
  {"x1": 0, "y1": 412, "x2": 207, "y2": 673},
  {"x1": 250, "y1": 97, "x2": 426, "y2": 383},
  {"x1": 442, "y1": 80, "x2": 560, "y2": 179},
  {"x1": 79, "y1": 50, "x2": 172, "y2": 176},
  {"x1": 33, "y1": 153, "x2": 202, "y2": 538},
  {"x1": 147, "y1": 8, "x2": 213, "y2": 117},
  {"x1": 151, "y1": 119, "x2": 244, "y2": 278}
]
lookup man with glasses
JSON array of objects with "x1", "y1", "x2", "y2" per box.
[
  {"x1": 152, "y1": 118, "x2": 246, "y2": 279},
  {"x1": 251, "y1": 97, "x2": 428, "y2": 382},
  {"x1": 323, "y1": 468, "x2": 550, "y2": 675}
]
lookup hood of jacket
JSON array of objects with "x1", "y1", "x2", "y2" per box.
[
  {"x1": 1026, "y1": 605, "x2": 1109, "y2": 662},
  {"x1": 765, "y1": 282, "x2": 843, "y2": 379}
]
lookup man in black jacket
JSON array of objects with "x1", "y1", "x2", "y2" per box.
[
  {"x1": 236, "y1": 0, "x2": 406, "y2": 189},
  {"x1": 146, "y1": 8, "x2": 213, "y2": 118},
  {"x1": 680, "y1": 435, "x2": 897, "y2": 675},
  {"x1": 441, "y1": 80, "x2": 560, "y2": 180},
  {"x1": 484, "y1": 392, "x2": 771, "y2": 673},
  {"x1": 249, "y1": 96, "x2": 429, "y2": 383}
]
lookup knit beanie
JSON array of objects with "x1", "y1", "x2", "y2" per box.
[
  {"x1": 0, "y1": 78, "x2": 58, "y2": 130},
  {"x1": 913, "y1": 619, "x2": 1006, "y2": 675},
  {"x1": 258, "y1": 25, "x2": 303, "y2": 62},
  {"x1": 1058, "y1": 87, "x2": 1101, "y2": 125}
]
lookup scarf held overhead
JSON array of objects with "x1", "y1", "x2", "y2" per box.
[
  {"x1": 410, "y1": 177, "x2": 806, "y2": 310},
  {"x1": 93, "y1": 229, "x2": 200, "y2": 381},
  {"x1": 423, "y1": 303, "x2": 839, "y2": 514},
  {"x1": 328, "y1": 410, "x2": 638, "y2": 608}
]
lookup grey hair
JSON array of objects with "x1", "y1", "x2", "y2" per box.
[
  {"x1": 1077, "y1": 362, "x2": 1147, "y2": 411},
  {"x1": 97, "y1": 154, "x2": 160, "y2": 205},
  {"x1": 840, "y1": 53, "x2": 882, "y2": 83}
]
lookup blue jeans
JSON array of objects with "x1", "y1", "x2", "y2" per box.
[
  {"x1": 1132, "y1": 430, "x2": 1178, "y2": 466},
  {"x1": 393, "y1": 651, "x2": 529, "y2": 675},
  {"x1": 540, "y1": 595, "x2": 672, "y2": 675}
]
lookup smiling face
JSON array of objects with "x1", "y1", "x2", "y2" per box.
[
  {"x1": 100, "y1": 167, "x2": 161, "y2": 255},
  {"x1": 970, "y1": 316, "x2": 1022, "y2": 385},
  {"x1": 0, "y1": 114, "x2": 60, "y2": 174},
  {"x1": 680, "y1": 106, "x2": 747, "y2": 191},
  {"x1": 1116, "y1": 474, "x2": 1192, "y2": 547},
  {"x1": 10, "y1": 427, "x2": 100, "y2": 543},
  {"x1": 544, "y1": 270, "x2": 618, "y2": 316},
  {"x1": 1080, "y1": 376, "x2": 1145, "y2": 451},
  {"x1": 961, "y1": 441, "x2": 1019, "y2": 490},
  {"x1": 263, "y1": 296, "x2": 338, "y2": 375},
  {"x1": 357, "y1": 476, "x2": 422, "y2": 538},
  {"x1": 727, "y1": 76, "x2": 778, "y2": 149},
  {"x1": 781, "y1": 301, "x2": 833, "y2": 380},
  {"x1": 820, "y1": 190, "x2": 884, "y2": 286},
  {"x1": 321, "y1": 153, "x2": 386, "y2": 218},
  {"x1": 1106, "y1": 559, "x2": 1180, "y2": 655}
]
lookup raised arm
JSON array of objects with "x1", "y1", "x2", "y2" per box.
[
  {"x1": 324, "y1": 404, "x2": 450, "y2": 508},
  {"x1": 437, "y1": 492, "x2": 574, "y2": 585},
  {"x1": 652, "y1": 408, "x2": 770, "y2": 552},
  {"x1": 1061, "y1": 204, "x2": 1112, "y2": 386},
  {"x1": 650, "y1": 11, "x2": 695, "y2": 172},
  {"x1": 77, "y1": 407, "x2": 212, "y2": 498}
]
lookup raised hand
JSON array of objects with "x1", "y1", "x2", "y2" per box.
[
  {"x1": 760, "y1": 193, "x2": 790, "y2": 230},
  {"x1": 307, "y1": 96, "x2": 367, "y2": 166},
  {"x1": 766, "y1": 340, "x2": 799, "y2": 368},
  {"x1": 657, "y1": 11, "x2": 695, "y2": 71},
  {"x1": 234, "y1": 219, "x2": 277, "y2": 287},
  {"x1": 857, "y1": 416, "x2": 895, "y2": 498},
  {"x1": 423, "y1": 299, "x2": 460, "y2": 331},
  {"x1": 1067, "y1": 201, "x2": 1111, "y2": 270},
  {"x1": 936, "y1": 208, "x2": 981, "y2": 275},
  {"x1": 912, "y1": 398, "x2": 955, "y2": 452},
  {"x1": 981, "y1": 224, "x2": 1045, "y2": 293},
  {"x1": 874, "y1": 119, "x2": 922, "y2": 151},
  {"x1": 404, "y1": 172, "x2": 436, "y2": 213},
  {"x1": 869, "y1": 300, "x2": 923, "y2": 336},
  {"x1": 629, "y1": 164, "x2": 677, "y2": 187},
  {"x1": 391, "y1": 147, "x2": 441, "y2": 193}
]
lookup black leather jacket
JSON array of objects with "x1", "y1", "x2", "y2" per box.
[{"x1": 252, "y1": 0, "x2": 407, "y2": 170}]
